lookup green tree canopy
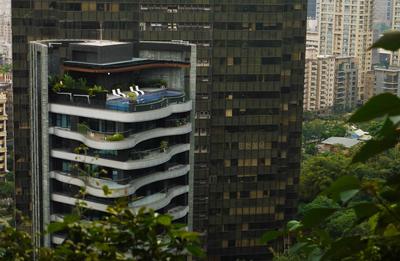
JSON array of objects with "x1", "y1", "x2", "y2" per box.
[{"x1": 0, "y1": 205, "x2": 203, "y2": 261}]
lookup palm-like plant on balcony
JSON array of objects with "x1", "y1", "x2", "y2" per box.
[
  {"x1": 51, "y1": 74, "x2": 107, "y2": 97},
  {"x1": 160, "y1": 140, "x2": 169, "y2": 152},
  {"x1": 87, "y1": 84, "x2": 106, "y2": 96}
]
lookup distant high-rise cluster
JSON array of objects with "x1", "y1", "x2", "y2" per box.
[
  {"x1": 304, "y1": 0, "x2": 374, "y2": 112},
  {"x1": 0, "y1": 0, "x2": 11, "y2": 63}
]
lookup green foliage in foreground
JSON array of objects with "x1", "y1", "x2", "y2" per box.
[
  {"x1": 264, "y1": 32, "x2": 400, "y2": 260},
  {"x1": 263, "y1": 174, "x2": 400, "y2": 260},
  {"x1": 264, "y1": 94, "x2": 400, "y2": 260},
  {"x1": 0, "y1": 205, "x2": 203, "y2": 261},
  {"x1": 263, "y1": 91, "x2": 400, "y2": 260}
]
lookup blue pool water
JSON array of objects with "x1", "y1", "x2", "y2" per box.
[
  {"x1": 106, "y1": 90, "x2": 183, "y2": 112},
  {"x1": 137, "y1": 90, "x2": 182, "y2": 104}
]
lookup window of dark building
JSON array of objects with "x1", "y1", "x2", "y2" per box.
[{"x1": 65, "y1": 3, "x2": 81, "y2": 11}]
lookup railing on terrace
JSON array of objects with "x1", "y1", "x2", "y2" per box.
[
  {"x1": 72, "y1": 118, "x2": 189, "y2": 142},
  {"x1": 50, "y1": 91, "x2": 187, "y2": 113},
  {"x1": 56, "y1": 164, "x2": 187, "y2": 186},
  {"x1": 55, "y1": 143, "x2": 187, "y2": 162}
]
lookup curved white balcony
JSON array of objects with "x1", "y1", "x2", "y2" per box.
[
  {"x1": 51, "y1": 143, "x2": 190, "y2": 170},
  {"x1": 49, "y1": 100, "x2": 192, "y2": 123},
  {"x1": 50, "y1": 164, "x2": 190, "y2": 198},
  {"x1": 51, "y1": 193, "x2": 109, "y2": 212},
  {"x1": 51, "y1": 206, "x2": 188, "y2": 223},
  {"x1": 49, "y1": 123, "x2": 192, "y2": 150},
  {"x1": 51, "y1": 185, "x2": 189, "y2": 213},
  {"x1": 129, "y1": 185, "x2": 189, "y2": 211},
  {"x1": 168, "y1": 206, "x2": 189, "y2": 220}
]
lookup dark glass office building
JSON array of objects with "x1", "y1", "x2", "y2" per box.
[{"x1": 13, "y1": 1, "x2": 306, "y2": 260}]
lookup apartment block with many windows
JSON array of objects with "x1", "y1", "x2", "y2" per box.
[
  {"x1": 29, "y1": 39, "x2": 196, "y2": 246},
  {"x1": 318, "y1": 0, "x2": 373, "y2": 102}
]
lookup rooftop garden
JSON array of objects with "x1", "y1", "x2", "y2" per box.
[
  {"x1": 49, "y1": 74, "x2": 186, "y2": 112},
  {"x1": 49, "y1": 74, "x2": 108, "y2": 96}
]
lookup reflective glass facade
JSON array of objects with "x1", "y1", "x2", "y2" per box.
[{"x1": 13, "y1": 1, "x2": 306, "y2": 260}]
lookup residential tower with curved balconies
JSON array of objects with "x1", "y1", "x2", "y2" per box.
[{"x1": 29, "y1": 40, "x2": 196, "y2": 246}]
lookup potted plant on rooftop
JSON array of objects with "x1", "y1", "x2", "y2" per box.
[
  {"x1": 127, "y1": 92, "x2": 138, "y2": 102},
  {"x1": 87, "y1": 84, "x2": 108, "y2": 106}
]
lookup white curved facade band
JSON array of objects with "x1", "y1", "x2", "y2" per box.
[
  {"x1": 50, "y1": 164, "x2": 190, "y2": 198},
  {"x1": 168, "y1": 206, "x2": 189, "y2": 220},
  {"x1": 49, "y1": 124, "x2": 192, "y2": 150},
  {"x1": 51, "y1": 185, "x2": 189, "y2": 213},
  {"x1": 51, "y1": 193, "x2": 109, "y2": 212},
  {"x1": 51, "y1": 144, "x2": 190, "y2": 170},
  {"x1": 130, "y1": 185, "x2": 189, "y2": 210},
  {"x1": 49, "y1": 101, "x2": 192, "y2": 123}
]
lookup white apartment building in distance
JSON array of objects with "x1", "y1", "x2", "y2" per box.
[
  {"x1": 318, "y1": 0, "x2": 373, "y2": 102},
  {"x1": 304, "y1": 47, "x2": 358, "y2": 112},
  {"x1": 372, "y1": 0, "x2": 400, "y2": 98},
  {"x1": 375, "y1": 67, "x2": 400, "y2": 96},
  {"x1": 0, "y1": 0, "x2": 11, "y2": 63},
  {"x1": 304, "y1": 48, "x2": 336, "y2": 111},
  {"x1": 306, "y1": 30, "x2": 319, "y2": 50}
]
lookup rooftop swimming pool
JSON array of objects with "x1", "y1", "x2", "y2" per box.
[{"x1": 106, "y1": 89, "x2": 185, "y2": 112}]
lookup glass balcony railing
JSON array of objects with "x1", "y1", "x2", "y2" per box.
[
  {"x1": 50, "y1": 89, "x2": 187, "y2": 113},
  {"x1": 73, "y1": 118, "x2": 189, "y2": 142}
]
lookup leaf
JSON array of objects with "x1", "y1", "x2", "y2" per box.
[
  {"x1": 352, "y1": 117, "x2": 398, "y2": 164},
  {"x1": 260, "y1": 231, "x2": 283, "y2": 244},
  {"x1": 352, "y1": 136, "x2": 398, "y2": 163},
  {"x1": 302, "y1": 208, "x2": 339, "y2": 228},
  {"x1": 322, "y1": 236, "x2": 366, "y2": 260},
  {"x1": 186, "y1": 244, "x2": 205, "y2": 257},
  {"x1": 308, "y1": 247, "x2": 324, "y2": 261},
  {"x1": 370, "y1": 30, "x2": 400, "y2": 51},
  {"x1": 157, "y1": 215, "x2": 171, "y2": 226},
  {"x1": 369, "y1": 213, "x2": 379, "y2": 232},
  {"x1": 287, "y1": 220, "x2": 303, "y2": 232},
  {"x1": 63, "y1": 214, "x2": 79, "y2": 224},
  {"x1": 380, "y1": 188, "x2": 400, "y2": 202},
  {"x1": 322, "y1": 176, "x2": 360, "y2": 202},
  {"x1": 339, "y1": 189, "x2": 360, "y2": 203},
  {"x1": 47, "y1": 222, "x2": 66, "y2": 234},
  {"x1": 349, "y1": 93, "x2": 400, "y2": 123},
  {"x1": 384, "y1": 223, "x2": 400, "y2": 237},
  {"x1": 314, "y1": 229, "x2": 332, "y2": 245},
  {"x1": 288, "y1": 242, "x2": 310, "y2": 255},
  {"x1": 352, "y1": 203, "x2": 380, "y2": 221}
]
